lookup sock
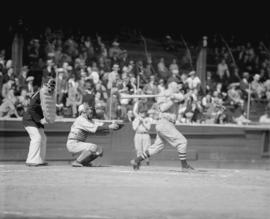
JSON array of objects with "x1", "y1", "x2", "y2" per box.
[
  {"x1": 179, "y1": 152, "x2": 187, "y2": 167},
  {"x1": 81, "y1": 154, "x2": 99, "y2": 165},
  {"x1": 77, "y1": 150, "x2": 92, "y2": 163}
]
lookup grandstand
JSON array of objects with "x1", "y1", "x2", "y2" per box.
[{"x1": 1, "y1": 20, "x2": 270, "y2": 123}]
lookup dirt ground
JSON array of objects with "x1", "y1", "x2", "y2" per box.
[{"x1": 0, "y1": 163, "x2": 270, "y2": 219}]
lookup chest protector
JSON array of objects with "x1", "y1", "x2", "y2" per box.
[{"x1": 40, "y1": 85, "x2": 56, "y2": 123}]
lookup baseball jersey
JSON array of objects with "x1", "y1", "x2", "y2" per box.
[
  {"x1": 68, "y1": 116, "x2": 99, "y2": 142},
  {"x1": 157, "y1": 90, "x2": 184, "y2": 123},
  {"x1": 132, "y1": 117, "x2": 152, "y2": 133}
]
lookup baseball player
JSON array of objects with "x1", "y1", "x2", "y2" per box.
[
  {"x1": 66, "y1": 103, "x2": 120, "y2": 167},
  {"x1": 132, "y1": 100, "x2": 152, "y2": 166},
  {"x1": 22, "y1": 78, "x2": 56, "y2": 166},
  {"x1": 130, "y1": 81, "x2": 195, "y2": 171}
]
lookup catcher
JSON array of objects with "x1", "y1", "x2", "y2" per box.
[{"x1": 66, "y1": 103, "x2": 121, "y2": 167}]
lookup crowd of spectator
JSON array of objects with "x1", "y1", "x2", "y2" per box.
[{"x1": 0, "y1": 28, "x2": 270, "y2": 125}]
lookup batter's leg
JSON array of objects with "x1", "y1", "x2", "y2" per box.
[
  {"x1": 157, "y1": 120, "x2": 194, "y2": 171},
  {"x1": 131, "y1": 133, "x2": 165, "y2": 170}
]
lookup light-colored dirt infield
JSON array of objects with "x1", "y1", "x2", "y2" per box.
[{"x1": 0, "y1": 163, "x2": 270, "y2": 219}]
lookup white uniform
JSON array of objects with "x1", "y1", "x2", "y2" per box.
[
  {"x1": 132, "y1": 117, "x2": 152, "y2": 157},
  {"x1": 144, "y1": 90, "x2": 187, "y2": 161},
  {"x1": 66, "y1": 116, "x2": 101, "y2": 154}
]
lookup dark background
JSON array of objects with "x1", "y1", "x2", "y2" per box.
[{"x1": 0, "y1": 1, "x2": 268, "y2": 42}]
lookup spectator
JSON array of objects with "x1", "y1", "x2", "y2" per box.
[
  {"x1": 144, "y1": 63, "x2": 154, "y2": 80},
  {"x1": 0, "y1": 89, "x2": 20, "y2": 118},
  {"x1": 27, "y1": 39, "x2": 40, "y2": 66},
  {"x1": 119, "y1": 50, "x2": 129, "y2": 69},
  {"x1": 127, "y1": 60, "x2": 135, "y2": 75},
  {"x1": 88, "y1": 66, "x2": 100, "y2": 85},
  {"x1": 205, "y1": 71, "x2": 216, "y2": 93},
  {"x1": 169, "y1": 58, "x2": 179, "y2": 72},
  {"x1": 26, "y1": 76, "x2": 35, "y2": 96},
  {"x1": 125, "y1": 109, "x2": 135, "y2": 122},
  {"x1": 17, "y1": 88, "x2": 30, "y2": 116},
  {"x1": 107, "y1": 64, "x2": 120, "y2": 90},
  {"x1": 259, "y1": 103, "x2": 270, "y2": 123},
  {"x1": 95, "y1": 92, "x2": 107, "y2": 119},
  {"x1": 186, "y1": 70, "x2": 201, "y2": 92},
  {"x1": 106, "y1": 88, "x2": 120, "y2": 119},
  {"x1": 3, "y1": 67, "x2": 15, "y2": 83},
  {"x1": 109, "y1": 41, "x2": 121, "y2": 60},
  {"x1": 2, "y1": 79, "x2": 15, "y2": 99},
  {"x1": 157, "y1": 78, "x2": 166, "y2": 94},
  {"x1": 230, "y1": 67, "x2": 241, "y2": 83},
  {"x1": 95, "y1": 80, "x2": 108, "y2": 101},
  {"x1": 18, "y1": 66, "x2": 29, "y2": 90},
  {"x1": 82, "y1": 80, "x2": 96, "y2": 116},
  {"x1": 42, "y1": 59, "x2": 56, "y2": 83},
  {"x1": 227, "y1": 83, "x2": 244, "y2": 109},
  {"x1": 157, "y1": 58, "x2": 170, "y2": 80},
  {"x1": 66, "y1": 77, "x2": 82, "y2": 118},
  {"x1": 251, "y1": 74, "x2": 265, "y2": 99},
  {"x1": 239, "y1": 72, "x2": 250, "y2": 100},
  {"x1": 216, "y1": 58, "x2": 230, "y2": 84},
  {"x1": 167, "y1": 68, "x2": 181, "y2": 85},
  {"x1": 202, "y1": 92, "x2": 213, "y2": 110},
  {"x1": 264, "y1": 79, "x2": 270, "y2": 100}
]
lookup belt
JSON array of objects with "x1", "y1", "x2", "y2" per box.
[
  {"x1": 136, "y1": 132, "x2": 149, "y2": 134},
  {"x1": 67, "y1": 138, "x2": 85, "y2": 142},
  {"x1": 158, "y1": 117, "x2": 176, "y2": 124}
]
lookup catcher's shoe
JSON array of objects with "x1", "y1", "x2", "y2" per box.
[
  {"x1": 130, "y1": 159, "x2": 141, "y2": 170},
  {"x1": 71, "y1": 160, "x2": 83, "y2": 167},
  {"x1": 83, "y1": 162, "x2": 93, "y2": 167},
  {"x1": 96, "y1": 150, "x2": 103, "y2": 157}
]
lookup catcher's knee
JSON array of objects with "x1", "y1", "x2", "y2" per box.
[
  {"x1": 94, "y1": 145, "x2": 103, "y2": 157},
  {"x1": 86, "y1": 144, "x2": 98, "y2": 152}
]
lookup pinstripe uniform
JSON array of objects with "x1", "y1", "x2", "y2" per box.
[{"x1": 141, "y1": 90, "x2": 187, "y2": 161}]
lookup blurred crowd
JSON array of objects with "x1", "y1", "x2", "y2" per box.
[{"x1": 0, "y1": 28, "x2": 270, "y2": 124}]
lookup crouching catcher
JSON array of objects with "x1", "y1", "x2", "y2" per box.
[{"x1": 66, "y1": 103, "x2": 122, "y2": 167}]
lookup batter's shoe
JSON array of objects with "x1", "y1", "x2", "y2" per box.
[
  {"x1": 181, "y1": 163, "x2": 195, "y2": 172},
  {"x1": 130, "y1": 159, "x2": 141, "y2": 170},
  {"x1": 71, "y1": 160, "x2": 83, "y2": 167}
]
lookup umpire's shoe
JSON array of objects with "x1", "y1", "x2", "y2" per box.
[{"x1": 130, "y1": 159, "x2": 141, "y2": 170}]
